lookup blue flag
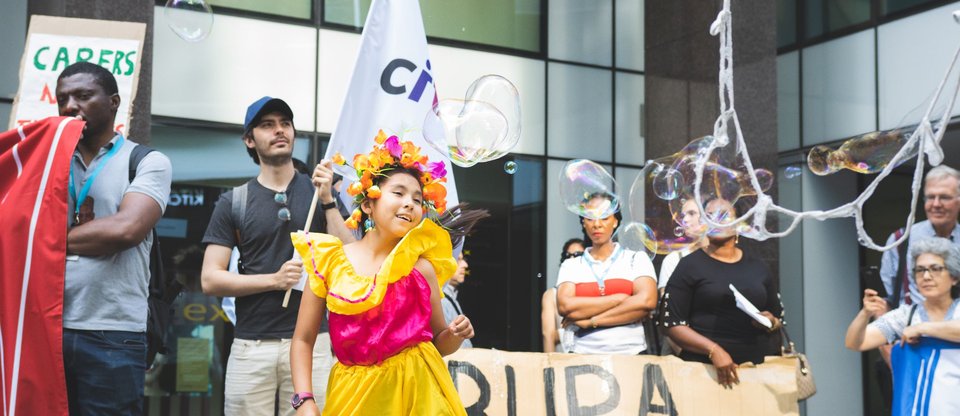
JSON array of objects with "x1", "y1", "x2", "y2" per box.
[{"x1": 891, "y1": 337, "x2": 960, "y2": 415}]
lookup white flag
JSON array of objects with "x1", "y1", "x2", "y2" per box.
[{"x1": 326, "y1": 0, "x2": 459, "y2": 210}]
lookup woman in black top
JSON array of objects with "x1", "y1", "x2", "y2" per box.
[{"x1": 661, "y1": 198, "x2": 783, "y2": 387}]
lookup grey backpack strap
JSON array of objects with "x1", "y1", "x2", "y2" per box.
[
  {"x1": 231, "y1": 183, "x2": 248, "y2": 272},
  {"x1": 231, "y1": 183, "x2": 248, "y2": 229}
]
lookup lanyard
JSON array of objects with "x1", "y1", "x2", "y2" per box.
[
  {"x1": 69, "y1": 135, "x2": 124, "y2": 224},
  {"x1": 584, "y1": 245, "x2": 622, "y2": 296}
]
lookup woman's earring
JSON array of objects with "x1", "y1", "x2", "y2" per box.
[
  {"x1": 735, "y1": 234, "x2": 740, "y2": 245},
  {"x1": 363, "y1": 218, "x2": 375, "y2": 232}
]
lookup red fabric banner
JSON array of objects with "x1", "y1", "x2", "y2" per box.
[{"x1": 0, "y1": 116, "x2": 83, "y2": 416}]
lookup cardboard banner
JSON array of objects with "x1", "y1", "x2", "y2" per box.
[
  {"x1": 10, "y1": 15, "x2": 146, "y2": 136},
  {"x1": 444, "y1": 349, "x2": 799, "y2": 416}
]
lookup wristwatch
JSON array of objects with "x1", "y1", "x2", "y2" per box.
[
  {"x1": 291, "y1": 392, "x2": 315, "y2": 410},
  {"x1": 320, "y1": 200, "x2": 338, "y2": 211}
]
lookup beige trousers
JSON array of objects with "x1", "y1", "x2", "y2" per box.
[{"x1": 224, "y1": 333, "x2": 334, "y2": 416}]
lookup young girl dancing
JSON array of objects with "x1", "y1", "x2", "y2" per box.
[{"x1": 289, "y1": 131, "x2": 484, "y2": 415}]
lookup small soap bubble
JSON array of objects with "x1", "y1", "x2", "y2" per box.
[
  {"x1": 807, "y1": 129, "x2": 910, "y2": 176},
  {"x1": 673, "y1": 226, "x2": 684, "y2": 237},
  {"x1": 164, "y1": 0, "x2": 214, "y2": 42},
  {"x1": 784, "y1": 165, "x2": 802, "y2": 179},
  {"x1": 503, "y1": 160, "x2": 517, "y2": 174},
  {"x1": 652, "y1": 168, "x2": 683, "y2": 201}
]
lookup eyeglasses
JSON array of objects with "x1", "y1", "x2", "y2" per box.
[
  {"x1": 913, "y1": 265, "x2": 946, "y2": 277},
  {"x1": 561, "y1": 251, "x2": 584, "y2": 261},
  {"x1": 275, "y1": 192, "x2": 291, "y2": 221},
  {"x1": 924, "y1": 194, "x2": 957, "y2": 203}
]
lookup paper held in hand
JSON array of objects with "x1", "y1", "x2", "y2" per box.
[{"x1": 729, "y1": 284, "x2": 772, "y2": 328}]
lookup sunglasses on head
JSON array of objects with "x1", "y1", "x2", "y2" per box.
[{"x1": 562, "y1": 251, "x2": 584, "y2": 261}]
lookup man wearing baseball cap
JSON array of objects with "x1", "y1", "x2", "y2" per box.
[{"x1": 200, "y1": 97, "x2": 354, "y2": 414}]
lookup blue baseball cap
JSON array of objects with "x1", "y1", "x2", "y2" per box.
[{"x1": 243, "y1": 96, "x2": 294, "y2": 132}]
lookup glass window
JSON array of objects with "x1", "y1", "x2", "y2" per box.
[
  {"x1": 805, "y1": 0, "x2": 870, "y2": 39},
  {"x1": 151, "y1": 124, "x2": 312, "y2": 183},
  {"x1": 877, "y1": 2, "x2": 960, "y2": 130},
  {"x1": 549, "y1": 0, "x2": 612, "y2": 66},
  {"x1": 777, "y1": 52, "x2": 800, "y2": 151},
  {"x1": 0, "y1": 101, "x2": 11, "y2": 130},
  {"x1": 882, "y1": 0, "x2": 939, "y2": 16},
  {"x1": 0, "y1": 0, "x2": 26, "y2": 99},
  {"x1": 207, "y1": 0, "x2": 311, "y2": 19},
  {"x1": 615, "y1": 0, "x2": 644, "y2": 71},
  {"x1": 450, "y1": 156, "x2": 545, "y2": 350},
  {"x1": 547, "y1": 63, "x2": 612, "y2": 161},
  {"x1": 777, "y1": 0, "x2": 797, "y2": 48},
  {"x1": 614, "y1": 166, "x2": 643, "y2": 226},
  {"x1": 323, "y1": 0, "x2": 542, "y2": 53},
  {"x1": 801, "y1": 30, "x2": 876, "y2": 145},
  {"x1": 615, "y1": 72, "x2": 644, "y2": 165}
]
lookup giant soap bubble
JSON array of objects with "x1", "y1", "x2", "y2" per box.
[
  {"x1": 621, "y1": 134, "x2": 775, "y2": 255},
  {"x1": 164, "y1": 0, "x2": 214, "y2": 42},
  {"x1": 558, "y1": 160, "x2": 620, "y2": 220},
  {"x1": 807, "y1": 128, "x2": 914, "y2": 175},
  {"x1": 424, "y1": 75, "x2": 521, "y2": 167}
]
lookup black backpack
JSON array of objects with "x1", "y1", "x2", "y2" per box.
[{"x1": 129, "y1": 144, "x2": 183, "y2": 366}]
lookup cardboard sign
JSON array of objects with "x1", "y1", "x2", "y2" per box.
[
  {"x1": 444, "y1": 349, "x2": 800, "y2": 416},
  {"x1": 10, "y1": 15, "x2": 145, "y2": 135}
]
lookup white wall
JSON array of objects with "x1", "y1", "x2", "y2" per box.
[
  {"x1": 153, "y1": 8, "x2": 318, "y2": 131},
  {"x1": 802, "y1": 29, "x2": 876, "y2": 145},
  {"x1": 878, "y1": 2, "x2": 960, "y2": 130}
]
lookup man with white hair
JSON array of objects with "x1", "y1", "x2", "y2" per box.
[{"x1": 881, "y1": 165, "x2": 960, "y2": 306}]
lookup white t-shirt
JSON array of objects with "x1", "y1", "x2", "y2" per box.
[
  {"x1": 657, "y1": 248, "x2": 693, "y2": 290},
  {"x1": 556, "y1": 244, "x2": 656, "y2": 355}
]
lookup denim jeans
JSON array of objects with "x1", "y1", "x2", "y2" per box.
[{"x1": 63, "y1": 329, "x2": 147, "y2": 416}]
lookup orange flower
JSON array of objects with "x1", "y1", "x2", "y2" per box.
[
  {"x1": 420, "y1": 172, "x2": 433, "y2": 184},
  {"x1": 400, "y1": 153, "x2": 415, "y2": 167},
  {"x1": 350, "y1": 209, "x2": 362, "y2": 222},
  {"x1": 360, "y1": 171, "x2": 373, "y2": 190},
  {"x1": 423, "y1": 182, "x2": 447, "y2": 202},
  {"x1": 374, "y1": 129, "x2": 388, "y2": 144},
  {"x1": 345, "y1": 218, "x2": 359, "y2": 230},
  {"x1": 353, "y1": 154, "x2": 370, "y2": 171},
  {"x1": 331, "y1": 152, "x2": 345, "y2": 165},
  {"x1": 366, "y1": 185, "x2": 382, "y2": 199},
  {"x1": 347, "y1": 181, "x2": 364, "y2": 197}
]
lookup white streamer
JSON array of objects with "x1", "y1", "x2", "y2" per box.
[{"x1": 686, "y1": 0, "x2": 960, "y2": 252}]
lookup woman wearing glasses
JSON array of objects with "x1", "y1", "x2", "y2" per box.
[
  {"x1": 542, "y1": 238, "x2": 585, "y2": 352},
  {"x1": 846, "y1": 237, "x2": 960, "y2": 352}
]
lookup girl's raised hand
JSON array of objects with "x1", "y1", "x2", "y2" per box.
[{"x1": 449, "y1": 315, "x2": 475, "y2": 340}]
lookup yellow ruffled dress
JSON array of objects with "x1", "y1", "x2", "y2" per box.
[{"x1": 291, "y1": 220, "x2": 467, "y2": 416}]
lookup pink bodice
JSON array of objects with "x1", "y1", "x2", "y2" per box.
[{"x1": 327, "y1": 268, "x2": 434, "y2": 366}]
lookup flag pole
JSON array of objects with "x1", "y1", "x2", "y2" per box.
[{"x1": 283, "y1": 189, "x2": 319, "y2": 308}]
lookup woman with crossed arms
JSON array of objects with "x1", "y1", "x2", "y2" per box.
[{"x1": 556, "y1": 194, "x2": 658, "y2": 355}]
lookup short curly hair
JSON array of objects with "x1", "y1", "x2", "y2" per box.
[{"x1": 910, "y1": 237, "x2": 960, "y2": 299}]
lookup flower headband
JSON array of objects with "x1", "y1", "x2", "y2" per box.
[{"x1": 333, "y1": 130, "x2": 449, "y2": 230}]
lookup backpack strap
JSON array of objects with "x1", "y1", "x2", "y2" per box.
[
  {"x1": 128, "y1": 144, "x2": 155, "y2": 183},
  {"x1": 906, "y1": 304, "x2": 919, "y2": 327},
  {"x1": 891, "y1": 227, "x2": 909, "y2": 307},
  {"x1": 231, "y1": 183, "x2": 248, "y2": 272}
]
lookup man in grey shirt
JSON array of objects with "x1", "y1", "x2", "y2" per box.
[
  {"x1": 58, "y1": 62, "x2": 172, "y2": 414},
  {"x1": 880, "y1": 165, "x2": 960, "y2": 305},
  {"x1": 442, "y1": 252, "x2": 473, "y2": 348}
]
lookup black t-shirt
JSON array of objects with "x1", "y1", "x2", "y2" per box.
[
  {"x1": 202, "y1": 173, "x2": 327, "y2": 339},
  {"x1": 661, "y1": 249, "x2": 783, "y2": 364}
]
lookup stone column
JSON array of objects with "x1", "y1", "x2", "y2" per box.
[
  {"x1": 645, "y1": 0, "x2": 779, "y2": 266},
  {"x1": 28, "y1": 0, "x2": 153, "y2": 144}
]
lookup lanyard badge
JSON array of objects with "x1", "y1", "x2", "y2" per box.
[{"x1": 69, "y1": 135, "x2": 125, "y2": 225}]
